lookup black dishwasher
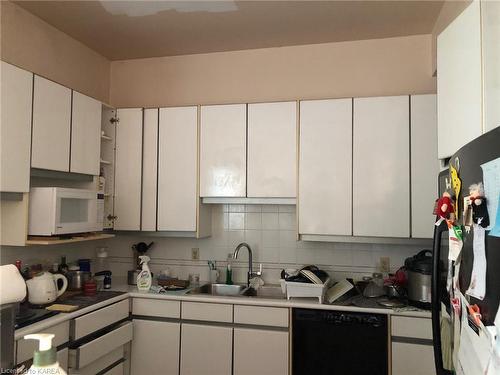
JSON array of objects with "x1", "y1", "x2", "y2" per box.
[{"x1": 292, "y1": 308, "x2": 388, "y2": 375}]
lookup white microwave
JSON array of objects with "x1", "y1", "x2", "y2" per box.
[{"x1": 28, "y1": 187, "x2": 101, "y2": 236}]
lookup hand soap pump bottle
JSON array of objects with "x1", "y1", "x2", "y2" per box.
[
  {"x1": 24, "y1": 333, "x2": 67, "y2": 374},
  {"x1": 137, "y1": 255, "x2": 152, "y2": 292}
]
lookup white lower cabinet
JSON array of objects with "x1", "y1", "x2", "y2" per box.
[
  {"x1": 57, "y1": 347, "x2": 69, "y2": 372},
  {"x1": 180, "y1": 323, "x2": 232, "y2": 375},
  {"x1": 131, "y1": 319, "x2": 180, "y2": 375},
  {"x1": 233, "y1": 327, "x2": 288, "y2": 375},
  {"x1": 392, "y1": 342, "x2": 435, "y2": 375}
]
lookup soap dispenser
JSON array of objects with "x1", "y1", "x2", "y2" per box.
[
  {"x1": 137, "y1": 255, "x2": 152, "y2": 292},
  {"x1": 24, "y1": 333, "x2": 67, "y2": 374}
]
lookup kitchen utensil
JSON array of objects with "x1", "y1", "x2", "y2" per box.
[
  {"x1": 405, "y1": 249, "x2": 432, "y2": 307},
  {"x1": 66, "y1": 270, "x2": 91, "y2": 291},
  {"x1": 26, "y1": 272, "x2": 68, "y2": 305},
  {"x1": 95, "y1": 271, "x2": 112, "y2": 289},
  {"x1": 377, "y1": 298, "x2": 407, "y2": 308},
  {"x1": 384, "y1": 284, "x2": 406, "y2": 299},
  {"x1": 363, "y1": 278, "x2": 385, "y2": 298},
  {"x1": 128, "y1": 270, "x2": 140, "y2": 285},
  {"x1": 45, "y1": 304, "x2": 79, "y2": 312}
]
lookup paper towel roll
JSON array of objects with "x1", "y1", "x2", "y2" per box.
[{"x1": 0, "y1": 264, "x2": 27, "y2": 304}]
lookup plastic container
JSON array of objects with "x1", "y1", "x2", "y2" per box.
[
  {"x1": 225, "y1": 253, "x2": 233, "y2": 285},
  {"x1": 77, "y1": 259, "x2": 91, "y2": 272},
  {"x1": 24, "y1": 333, "x2": 67, "y2": 374},
  {"x1": 95, "y1": 247, "x2": 109, "y2": 273}
]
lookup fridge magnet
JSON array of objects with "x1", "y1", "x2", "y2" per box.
[
  {"x1": 469, "y1": 183, "x2": 490, "y2": 228},
  {"x1": 435, "y1": 191, "x2": 455, "y2": 226},
  {"x1": 466, "y1": 224, "x2": 487, "y2": 300},
  {"x1": 448, "y1": 224, "x2": 463, "y2": 262},
  {"x1": 450, "y1": 164, "x2": 462, "y2": 218}
]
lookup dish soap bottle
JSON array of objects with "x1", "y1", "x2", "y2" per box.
[
  {"x1": 24, "y1": 333, "x2": 67, "y2": 374},
  {"x1": 137, "y1": 255, "x2": 152, "y2": 292},
  {"x1": 226, "y1": 253, "x2": 233, "y2": 285}
]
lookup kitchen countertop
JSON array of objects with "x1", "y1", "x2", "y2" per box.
[{"x1": 15, "y1": 279, "x2": 431, "y2": 339}]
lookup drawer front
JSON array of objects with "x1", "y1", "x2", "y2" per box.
[
  {"x1": 57, "y1": 347, "x2": 69, "y2": 372},
  {"x1": 392, "y1": 342, "x2": 435, "y2": 375},
  {"x1": 103, "y1": 361, "x2": 124, "y2": 375},
  {"x1": 72, "y1": 299, "x2": 129, "y2": 340},
  {"x1": 391, "y1": 316, "x2": 432, "y2": 340},
  {"x1": 71, "y1": 322, "x2": 132, "y2": 369},
  {"x1": 132, "y1": 298, "x2": 180, "y2": 318},
  {"x1": 70, "y1": 347, "x2": 124, "y2": 375},
  {"x1": 17, "y1": 321, "x2": 70, "y2": 364},
  {"x1": 182, "y1": 301, "x2": 232, "y2": 323},
  {"x1": 234, "y1": 305, "x2": 289, "y2": 327}
]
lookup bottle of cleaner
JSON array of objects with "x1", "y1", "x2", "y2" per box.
[
  {"x1": 24, "y1": 333, "x2": 67, "y2": 375},
  {"x1": 225, "y1": 253, "x2": 233, "y2": 285},
  {"x1": 137, "y1": 255, "x2": 152, "y2": 292}
]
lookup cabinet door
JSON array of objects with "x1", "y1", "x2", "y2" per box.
[
  {"x1": 234, "y1": 327, "x2": 288, "y2": 375},
  {"x1": 392, "y1": 342, "x2": 435, "y2": 375},
  {"x1": 57, "y1": 347, "x2": 68, "y2": 372},
  {"x1": 247, "y1": 101, "x2": 297, "y2": 197},
  {"x1": 131, "y1": 319, "x2": 179, "y2": 375},
  {"x1": 200, "y1": 104, "x2": 247, "y2": 197},
  {"x1": 32, "y1": 75, "x2": 72, "y2": 171},
  {"x1": 114, "y1": 108, "x2": 142, "y2": 230},
  {"x1": 158, "y1": 106, "x2": 198, "y2": 231},
  {"x1": 482, "y1": 0, "x2": 500, "y2": 133},
  {"x1": 411, "y1": 95, "x2": 438, "y2": 239},
  {"x1": 71, "y1": 91, "x2": 102, "y2": 175},
  {"x1": 0, "y1": 61, "x2": 32, "y2": 192},
  {"x1": 299, "y1": 99, "x2": 352, "y2": 236},
  {"x1": 141, "y1": 109, "x2": 158, "y2": 231},
  {"x1": 437, "y1": 1, "x2": 482, "y2": 158},
  {"x1": 353, "y1": 96, "x2": 410, "y2": 238},
  {"x1": 180, "y1": 323, "x2": 232, "y2": 375}
]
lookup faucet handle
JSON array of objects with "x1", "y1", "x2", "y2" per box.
[{"x1": 254, "y1": 263, "x2": 263, "y2": 277}]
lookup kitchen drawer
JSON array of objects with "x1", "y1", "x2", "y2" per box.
[
  {"x1": 181, "y1": 301, "x2": 232, "y2": 323},
  {"x1": 69, "y1": 347, "x2": 124, "y2": 375},
  {"x1": 103, "y1": 361, "x2": 124, "y2": 375},
  {"x1": 57, "y1": 347, "x2": 68, "y2": 372},
  {"x1": 234, "y1": 305, "x2": 289, "y2": 327},
  {"x1": 132, "y1": 298, "x2": 180, "y2": 318},
  {"x1": 17, "y1": 321, "x2": 70, "y2": 364},
  {"x1": 391, "y1": 316, "x2": 432, "y2": 340},
  {"x1": 72, "y1": 299, "x2": 129, "y2": 340},
  {"x1": 392, "y1": 341, "x2": 435, "y2": 375},
  {"x1": 69, "y1": 322, "x2": 132, "y2": 369}
]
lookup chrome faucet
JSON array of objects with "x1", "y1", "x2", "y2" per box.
[{"x1": 233, "y1": 242, "x2": 262, "y2": 287}]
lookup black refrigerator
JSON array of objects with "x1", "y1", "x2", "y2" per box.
[{"x1": 432, "y1": 127, "x2": 500, "y2": 375}]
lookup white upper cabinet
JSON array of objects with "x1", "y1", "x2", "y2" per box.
[
  {"x1": 411, "y1": 95, "x2": 438, "y2": 239},
  {"x1": 32, "y1": 75, "x2": 72, "y2": 171},
  {"x1": 114, "y1": 108, "x2": 143, "y2": 231},
  {"x1": 299, "y1": 99, "x2": 352, "y2": 236},
  {"x1": 158, "y1": 106, "x2": 198, "y2": 231},
  {"x1": 70, "y1": 91, "x2": 102, "y2": 175},
  {"x1": 437, "y1": 1, "x2": 482, "y2": 158},
  {"x1": 1, "y1": 62, "x2": 33, "y2": 192},
  {"x1": 141, "y1": 109, "x2": 158, "y2": 231},
  {"x1": 200, "y1": 104, "x2": 247, "y2": 197},
  {"x1": 247, "y1": 101, "x2": 297, "y2": 198},
  {"x1": 482, "y1": 0, "x2": 500, "y2": 133},
  {"x1": 353, "y1": 96, "x2": 410, "y2": 238}
]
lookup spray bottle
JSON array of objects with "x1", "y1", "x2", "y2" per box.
[
  {"x1": 24, "y1": 333, "x2": 67, "y2": 374},
  {"x1": 137, "y1": 255, "x2": 152, "y2": 292}
]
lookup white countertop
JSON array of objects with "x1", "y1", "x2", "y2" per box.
[{"x1": 15, "y1": 281, "x2": 431, "y2": 339}]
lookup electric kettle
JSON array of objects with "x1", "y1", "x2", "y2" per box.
[{"x1": 26, "y1": 272, "x2": 68, "y2": 305}]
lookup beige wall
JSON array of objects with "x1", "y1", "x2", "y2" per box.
[
  {"x1": 110, "y1": 34, "x2": 436, "y2": 108},
  {"x1": 0, "y1": 1, "x2": 110, "y2": 103},
  {"x1": 431, "y1": 0, "x2": 472, "y2": 74}
]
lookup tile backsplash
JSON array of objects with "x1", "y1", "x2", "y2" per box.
[{"x1": 0, "y1": 204, "x2": 431, "y2": 284}]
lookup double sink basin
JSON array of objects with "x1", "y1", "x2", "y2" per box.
[{"x1": 187, "y1": 283, "x2": 285, "y2": 299}]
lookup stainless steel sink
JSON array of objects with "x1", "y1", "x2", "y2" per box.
[
  {"x1": 188, "y1": 283, "x2": 285, "y2": 299},
  {"x1": 188, "y1": 283, "x2": 246, "y2": 296}
]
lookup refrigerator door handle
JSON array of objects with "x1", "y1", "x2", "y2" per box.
[{"x1": 431, "y1": 222, "x2": 452, "y2": 375}]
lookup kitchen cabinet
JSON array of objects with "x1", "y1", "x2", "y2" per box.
[
  {"x1": 234, "y1": 327, "x2": 288, "y2": 375},
  {"x1": 113, "y1": 108, "x2": 143, "y2": 230},
  {"x1": 353, "y1": 96, "x2": 410, "y2": 238},
  {"x1": 482, "y1": 0, "x2": 500, "y2": 133},
  {"x1": 298, "y1": 98, "x2": 352, "y2": 236},
  {"x1": 200, "y1": 104, "x2": 247, "y2": 197},
  {"x1": 247, "y1": 101, "x2": 297, "y2": 198},
  {"x1": 70, "y1": 91, "x2": 102, "y2": 175},
  {"x1": 141, "y1": 108, "x2": 158, "y2": 231},
  {"x1": 437, "y1": 1, "x2": 482, "y2": 158},
  {"x1": 131, "y1": 319, "x2": 179, "y2": 375},
  {"x1": 31, "y1": 75, "x2": 72, "y2": 172},
  {"x1": 410, "y1": 94, "x2": 438, "y2": 239},
  {"x1": 0, "y1": 62, "x2": 33, "y2": 193},
  {"x1": 180, "y1": 323, "x2": 232, "y2": 375},
  {"x1": 158, "y1": 106, "x2": 198, "y2": 231}
]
